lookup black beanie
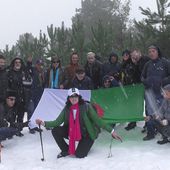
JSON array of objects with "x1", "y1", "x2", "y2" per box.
[{"x1": 6, "y1": 89, "x2": 16, "y2": 98}]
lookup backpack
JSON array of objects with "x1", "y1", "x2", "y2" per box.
[{"x1": 86, "y1": 101, "x2": 104, "y2": 118}]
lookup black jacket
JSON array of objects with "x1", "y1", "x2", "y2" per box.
[
  {"x1": 0, "y1": 68, "x2": 8, "y2": 103},
  {"x1": 72, "y1": 76, "x2": 94, "y2": 90},
  {"x1": 84, "y1": 60, "x2": 103, "y2": 89},
  {"x1": 141, "y1": 58, "x2": 170, "y2": 96}
]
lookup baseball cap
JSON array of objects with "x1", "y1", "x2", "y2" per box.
[{"x1": 68, "y1": 88, "x2": 80, "y2": 96}]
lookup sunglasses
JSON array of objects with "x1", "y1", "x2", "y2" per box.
[{"x1": 7, "y1": 97, "x2": 16, "y2": 101}]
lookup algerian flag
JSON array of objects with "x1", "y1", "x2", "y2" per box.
[{"x1": 29, "y1": 84, "x2": 144, "y2": 128}]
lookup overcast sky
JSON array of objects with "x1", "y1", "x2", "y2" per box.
[{"x1": 0, "y1": 0, "x2": 157, "y2": 49}]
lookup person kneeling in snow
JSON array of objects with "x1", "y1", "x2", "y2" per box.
[
  {"x1": 144, "y1": 84, "x2": 170, "y2": 144},
  {"x1": 0, "y1": 90, "x2": 28, "y2": 143},
  {"x1": 36, "y1": 88, "x2": 122, "y2": 158}
]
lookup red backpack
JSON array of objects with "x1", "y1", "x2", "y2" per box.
[{"x1": 91, "y1": 103, "x2": 104, "y2": 118}]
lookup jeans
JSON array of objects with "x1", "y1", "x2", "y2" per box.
[
  {"x1": 0, "y1": 127, "x2": 18, "y2": 141},
  {"x1": 145, "y1": 89, "x2": 163, "y2": 116}
]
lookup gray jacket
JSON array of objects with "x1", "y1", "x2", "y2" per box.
[{"x1": 159, "y1": 99, "x2": 170, "y2": 121}]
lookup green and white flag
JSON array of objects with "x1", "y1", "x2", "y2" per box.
[{"x1": 29, "y1": 84, "x2": 144, "y2": 128}]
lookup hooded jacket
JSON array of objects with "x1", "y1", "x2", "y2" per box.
[{"x1": 102, "y1": 52, "x2": 121, "y2": 80}]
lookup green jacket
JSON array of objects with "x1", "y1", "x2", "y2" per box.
[{"x1": 45, "y1": 103, "x2": 113, "y2": 140}]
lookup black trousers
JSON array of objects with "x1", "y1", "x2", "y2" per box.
[
  {"x1": 52, "y1": 126, "x2": 94, "y2": 158},
  {"x1": 154, "y1": 120, "x2": 170, "y2": 138}
]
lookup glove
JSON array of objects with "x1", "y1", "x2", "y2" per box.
[
  {"x1": 144, "y1": 116, "x2": 151, "y2": 122},
  {"x1": 161, "y1": 119, "x2": 168, "y2": 126}
]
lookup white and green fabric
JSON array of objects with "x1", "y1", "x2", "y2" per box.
[{"x1": 29, "y1": 84, "x2": 144, "y2": 128}]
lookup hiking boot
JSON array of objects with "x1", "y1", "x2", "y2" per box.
[
  {"x1": 141, "y1": 128, "x2": 147, "y2": 133},
  {"x1": 141, "y1": 124, "x2": 147, "y2": 133},
  {"x1": 157, "y1": 138, "x2": 170, "y2": 145},
  {"x1": 29, "y1": 129, "x2": 36, "y2": 134},
  {"x1": 57, "y1": 151, "x2": 69, "y2": 159},
  {"x1": 16, "y1": 131, "x2": 24, "y2": 137},
  {"x1": 34, "y1": 127, "x2": 43, "y2": 132},
  {"x1": 125, "y1": 122, "x2": 136, "y2": 131},
  {"x1": 7, "y1": 136, "x2": 13, "y2": 140},
  {"x1": 143, "y1": 134, "x2": 154, "y2": 141}
]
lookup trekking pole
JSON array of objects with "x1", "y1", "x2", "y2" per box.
[
  {"x1": 107, "y1": 138, "x2": 113, "y2": 158},
  {"x1": 0, "y1": 142, "x2": 2, "y2": 163},
  {"x1": 38, "y1": 124, "x2": 45, "y2": 161}
]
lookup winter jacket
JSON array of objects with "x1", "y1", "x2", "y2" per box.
[
  {"x1": 62, "y1": 63, "x2": 81, "y2": 89},
  {"x1": 72, "y1": 76, "x2": 94, "y2": 90},
  {"x1": 0, "y1": 68, "x2": 8, "y2": 103},
  {"x1": 84, "y1": 60, "x2": 103, "y2": 89},
  {"x1": 133, "y1": 56, "x2": 150, "y2": 83},
  {"x1": 31, "y1": 67, "x2": 45, "y2": 107},
  {"x1": 158, "y1": 99, "x2": 170, "y2": 123},
  {"x1": 141, "y1": 58, "x2": 170, "y2": 96},
  {"x1": 121, "y1": 58, "x2": 136, "y2": 85},
  {"x1": 8, "y1": 58, "x2": 32, "y2": 104},
  {"x1": 102, "y1": 54, "x2": 121, "y2": 81},
  {"x1": 44, "y1": 103, "x2": 113, "y2": 140},
  {"x1": 45, "y1": 67, "x2": 64, "y2": 88},
  {"x1": 0, "y1": 103, "x2": 17, "y2": 128}
]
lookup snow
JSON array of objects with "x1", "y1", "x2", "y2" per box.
[{"x1": 1, "y1": 122, "x2": 170, "y2": 170}]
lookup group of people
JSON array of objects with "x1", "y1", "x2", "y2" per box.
[{"x1": 0, "y1": 44, "x2": 170, "y2": 158}]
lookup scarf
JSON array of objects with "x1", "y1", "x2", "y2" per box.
[
  {"x1": 69, "y1": 103, "x2": 82, "y2": 155},
  {"x1": 50, "y1": 68, "x2": 59, "y2": 88}
]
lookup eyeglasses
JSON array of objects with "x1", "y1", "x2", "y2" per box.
[{"x1": 7, "y1": 97, "x2": 16, "y2": 101}]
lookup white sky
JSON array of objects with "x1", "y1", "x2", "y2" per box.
[{"x1": 0, "y1": 0, "x2": 157, "y2": 49}]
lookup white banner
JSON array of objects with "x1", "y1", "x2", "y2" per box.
[{"x1": 29, "y1": 88, "x2": 91, "y2": 128}]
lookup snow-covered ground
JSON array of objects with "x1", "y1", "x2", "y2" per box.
[{"x1": 1, "y1": 121, "x2": 170, "y2": 170}]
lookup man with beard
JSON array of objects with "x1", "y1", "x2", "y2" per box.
[{"x1": 8, "y1": 57, "x2": 29, "y2": 136}]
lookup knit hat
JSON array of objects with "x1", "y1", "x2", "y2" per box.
[{"x1": 6, "y1": 89, "x2": 16, "y2": 98}]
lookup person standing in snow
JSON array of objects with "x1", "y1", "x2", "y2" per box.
[
  {"x1": 0, "y1": 55, "x2": 8, "y2": 104},
  {"x1": 45, "y1": 56, "x2": 64, "y2": 89},
  {"x1": 71, "y1": 67, "x2": 94, "y2": 90},
  {"x1": 36, "y1": 88, "x2": 122, "y2": 158},
  {"x1": 61, "y1": 52, "x2": 82, "y2": 89}
]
